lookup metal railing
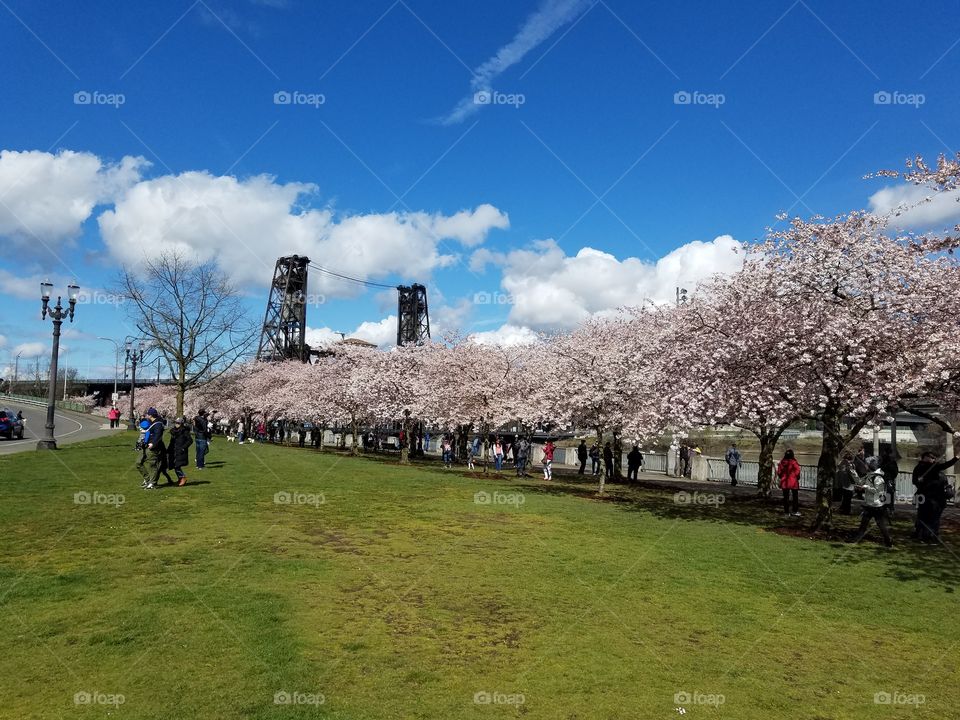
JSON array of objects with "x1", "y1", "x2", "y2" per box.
[{"x1": 0, "y1": 393, "x2": 90, "y2": 414}]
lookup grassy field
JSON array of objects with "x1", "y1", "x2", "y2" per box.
[{"x1": 0, "y1": 434, "x2": 957, "y2": 719}]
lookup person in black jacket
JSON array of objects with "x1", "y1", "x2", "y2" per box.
[
  {"x1": 879, "y1": 446, "x2": 899, "y2": 519},
  {"x1": 913, "y1": 452, "x2": 958, "y2": 542},
  {"x1": 603, "y1": 442, "x2": 614, "y2": 480},
  {"x1": 627, "y1": 445, "x2": 643, "y2": 482},
  {"x1": 193, "y1": 409, "x2": 211, "y2": 469},
  {"x1": 139, "y1": 408, "x2": 167, "y2": 490},
  {"x1": 589, "y1": 442, "x2": 601, "y2": 475},
  {"x1": 576, "y1": 440, "x2": 588, "y2": 475},
  {"x1": 167, "y1": 417, "x2": 193, "y2": 487}
]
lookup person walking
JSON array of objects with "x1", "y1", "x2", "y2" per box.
[
  {"x1": 236, "y1": 418, "x2": 245, "y2": 443},
  {"x1": 851, "y1": 457, "x2": 894, "y2": 547},
  {"x1": 577, "y1": 440, "x2": 588, "y2": 475},
  {"x1": 680, "y1": 445, "x2": 692, "y2": 478},
  {"x1": 879, "y1": 446, "x2": 899, "y2": 519},
  {"x1": 516, "y1": 436, "x2": 529, "y2": 477},
  {"x1": 542, "y1": 440, "x2": 556, "y2": 480},
  {"x1": 691, "y1": 446, "x2": 709, "y2": 482},
  {"x1": 139, "y1": 408, "x2": 168, "y2": 490},
  {"x1": 492, "y1": 437, "x2": 504, "y2": 471},
  {"x1": 107, "y1": 406, "x2": 120, "y2": 428},
  {"x1": 836, "y1": 452, "x2": 857, "y2": 515},
  {"x1": 913, "y1": 452, "x2": 959, "y2": 543},
  {"x1": 725, "y1": 443, "x2": 742, "y2": 486},
  {"x1": 193, "y1": 409, "x2": 211, "y2": 470},
  {"x1": 166, "y1": 417, "x2": 193, "y2": 487},
  {"x1": 603, "y1": 442, "x2": 614, "y2": 481},
  {"x1": 442, "y1": 436, "x2": 453, "y2": 468},
  {"x1": 627, "y1": 445, "x2": 643, "y2": 482},
  {"x1": 589, "y1": 442, "x2": 601, "y2": 475},
  {"x1": 298, "y1": 424, "x2": 307, "y2": 448},
  {"x1": 777, "y1": 449, "x2": 801, "y2": 517}
]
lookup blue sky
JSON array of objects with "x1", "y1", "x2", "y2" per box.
[{"x1": 1, "y1": 0, "x2": 958, "y2": 379}]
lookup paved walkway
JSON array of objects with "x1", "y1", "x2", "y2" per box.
[{"x1": 0, "y1": 403, "x2": 110, "y2": 455}]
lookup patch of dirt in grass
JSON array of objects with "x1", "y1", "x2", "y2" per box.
[
  {"x1": 146, "y1": 534, "x2": 180, "y2": 544},
  {"x1": 302, "y1": 527, "x2": 368, "y2": 555}
]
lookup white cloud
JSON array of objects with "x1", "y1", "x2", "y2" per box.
[
  {"x1": 0, "y1": 334, "x2": 6, "y2": 349},
  {"x1": 98, "y1": 170, "x2": 508, "y2": 294},
  {"x1": 477, "y1": 235, "x2": 743, "y2": 331},
  {"x1": 470, "y1": 323, "x2": 540, "y2": 346},
  {"x1": 0, "y1": 149, "x2": 146, "y2": 247},
  {"x1": 868, "y1": 183, "x2": 960, "y2": 228},
  {"x1": 306, "y1": 316, "x2": 396, "y2": 350},
  {"x1": 13, "y1": 342, "x2": 46, "y2": 358},
  {"x1": 440, "y1": 0, "x2": 594, "y2": 124}
]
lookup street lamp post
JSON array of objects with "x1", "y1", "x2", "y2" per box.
[
  {"x1": 13, "y1": 350, "x2": 22, "y2": 390},
  {"x1": 37, "y1": 280, "x2": 80, "y2": 450},
  {"x1": 126, "y1": 339, "x2": 146, "y2": 430}
]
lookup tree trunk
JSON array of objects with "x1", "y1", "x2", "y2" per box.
[
  {"x1": 596, "y1": 424, "x2": 606, "y2": 495},
  {"x1": 350, "y1": 416, "x2": 360, "y2": 455},
  {"x1": 399, "y1": 412, "x2": 410, "y2": 465},
  {"x1": 756, "y1": 430, "x2": 777, "y2": 497},
  {"x1": 812, "y1": 406, "x2": 843, "y2": 530},
  {"x1": 613, "y1": 430, "x2": 622, "y2": 479}
]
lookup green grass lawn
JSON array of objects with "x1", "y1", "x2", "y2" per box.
[{"x1": 0, "y1": 435, "x2": 956, "y2": 719}]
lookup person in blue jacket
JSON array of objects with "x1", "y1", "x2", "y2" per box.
[{"x1": 139, "y1": 408, "x2": 168, "y2": 490}]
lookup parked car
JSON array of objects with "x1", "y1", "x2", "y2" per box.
[{"x1": 0, "y1": 408, "x2": 25, "y2": 440}]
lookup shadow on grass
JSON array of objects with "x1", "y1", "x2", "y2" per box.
[{"x1": 252, "y1": 443, "x2": 960, "y2": 591}]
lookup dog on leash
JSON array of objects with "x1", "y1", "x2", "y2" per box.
[{"x1": 227, "y1": 434, "x2": 236, "y2": 443}]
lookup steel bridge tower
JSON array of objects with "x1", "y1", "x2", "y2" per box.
[
  {"x1": 396, "y1": 284, "x2": 430, "y2": 346},
  {"x1": 258, "y1": 255, "x2": 311, "y2": 362}
]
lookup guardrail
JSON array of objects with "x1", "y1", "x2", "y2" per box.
[{"x1": 0, "y1": 393, "x2": 90, "y2": 414}]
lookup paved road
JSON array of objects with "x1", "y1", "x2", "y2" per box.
[{"x1": 0, "y1": 402, "x2": 115, "y2": 455}]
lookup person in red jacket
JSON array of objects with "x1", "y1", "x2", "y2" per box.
[{"x1": 777, "y1": 449, "x2": 801, "y2": 517}]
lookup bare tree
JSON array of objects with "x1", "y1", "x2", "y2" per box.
[{"x1": 119, "y1": 252, "x2": 258, "y2": 416}]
